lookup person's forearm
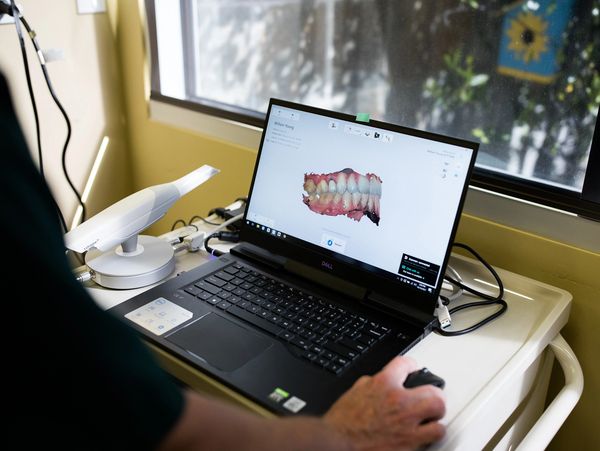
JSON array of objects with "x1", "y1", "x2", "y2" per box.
[{"x1": 158, "y1": 390, "x2": 353, "y2": 451}]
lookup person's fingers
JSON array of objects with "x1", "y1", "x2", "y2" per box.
[
  {"x1": 415, "y1": 420, "x2": 446, "y2": 445},
  {"x1": 409, "y1": 386, "x2": 446, "y2": 421},
  {"x1": 376, "y1": 355, "x2": 419, "y2": 387},
  {"x1": 352, "y1": 375, "x2": 371, "y2": 388}
]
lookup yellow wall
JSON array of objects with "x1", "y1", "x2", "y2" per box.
[
  {"x1": 0, "y1": 0, "x2": 131, "y2": 223},
  {"x1": 116, "y1": 1, "x2": 599, "y2": 448},
  {"x1": 115, "y1": 1, "x2": 257, "y2": 232}
]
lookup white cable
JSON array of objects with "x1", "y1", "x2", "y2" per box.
[
  {"x1": 207, "y1": 213, "x2": 244, "y2": 234},
  {"x1": 443, "y1": 264, "x2": 464, "y2": 302}
]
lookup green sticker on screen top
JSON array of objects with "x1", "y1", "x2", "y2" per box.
[{"x1": 356, "y1": 112, "x2": 370, "y2": 122}]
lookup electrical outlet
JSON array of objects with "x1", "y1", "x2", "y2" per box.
[{"x1": 77, "y1": 0, "x2": 106, "y2": 14}]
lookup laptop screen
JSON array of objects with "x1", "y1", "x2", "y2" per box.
[{"x1": 245, "y1": 101, "x2": 476, "y2": 294}]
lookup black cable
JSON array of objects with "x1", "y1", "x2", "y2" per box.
[
  {"x1": 171, "y1": 219, "x2": 187, "y2": 231},
  {"x1": 436, "y1": 242, "x2": 508, "y2": 336},
  {"x1": 188, "y1": 215, "x2": 221, "y2": 226},
  {"x1": 10, "y1": 1, "x2": 67, "y2": 231},
  {"x1": 10, "y1": 0, "x2": 43, "y2": 177},
  {"x1": 204, "y1": 233, "x2": 224, "y2": 257},
  {"x1": 203, "y1": 231, "x2": 240, "y2": 257},
  {"x1": 19, "y1": 13, "x2": 87, "y2": 223}
]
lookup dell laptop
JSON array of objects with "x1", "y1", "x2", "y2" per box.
[{"x1": 109, "y1": 99, "x2": 478, "y2": 415}]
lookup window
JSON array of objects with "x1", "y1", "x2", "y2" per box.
[{"x1": 148, "y1": 0, "x2": 600, "y2": 220}]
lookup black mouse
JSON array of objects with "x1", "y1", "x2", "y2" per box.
[{"x1": 404, "y1": 368, "x2": 445, "y2": 389}]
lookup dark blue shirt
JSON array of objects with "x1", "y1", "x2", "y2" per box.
[{"x1": 1, "y1": 74, "x2": 183, "y2": 450}]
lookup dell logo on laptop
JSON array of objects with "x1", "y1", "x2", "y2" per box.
[{"x1": 321, "y1": 260, "x2": 333, "y2": 270}]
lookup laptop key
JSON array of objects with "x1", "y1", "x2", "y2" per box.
[
  {"x1": 267, "y1": 315, "x2": 282, "y2": 324},
  {"x1": 339, "y1": 337, "x2": 367, "y2": 353},
  {"x1": 310, "y1": 345, "x2": 324, "y2": 355},
  {"x1": 325, "y1": 342, "x2": 359, "y2": 360},
  {"x1": 259, "y1": 310, "x2": 270, "y2": 319},
  {"x1": 227, "y1": 306, "x2": 284, "y2": 337},
  {"x1": 228, "y1": 296, "x2": 241, "y2": 304},
  {"x1": 215, "y1": 271, "x2": 234, "y2": 282},
  {"x1": 248, "y1": 305, "x2": 262, "y2": 315},
  {"x1": 335, "y1": 357, "x2": 350, "y2": 367},
  {"x1": 301, "y1": 351, "x2": 317, "y2": 362},
  {"x1": 290, "y1": 337, "x2": 310, "y2": 351},
  {"x1": 327, "y1": 363, "x2": 342, "y2": 375},
  {"x1": 195, "y1": 281, "x2": 222, "y2": 295},
  {"x1": 222, "y1": 284, "x2": 237, "y2": 292},
  {"x1": 206, "y1": 276, "x2": 227, "y2": 287},
  {"x1": 322, "y1": 350, "x2": 336, "y2": 360},
  {"x1": 217, "y1": 301, "x2": 232, "y2": 310},
  {"x1": 224, "y1": 266, "x2": 239, "y2": 275},
  {"x1": 184, "y1": 285, "x2": 202, "y2": 296},
  {"x1": 366, "y1": 328, "x2": 384, "y2": 339},
  {"x1": 315, "y1": 357, "x2": 330, "y2": 368},
  {"x1": 357, "y1": 334, "x2": 376, "y2": 346},
  {"x1": 299, "y1": 330, "x2": 314, "y2": 340},
  {"x1": 206, "y1": 296, "x2": 221, "y2": 306},
  {"x1": 280, "y1": 331, "x2": 295, "y2": 341},
  {"x1": 198, "y1": 291, "x2": 212, "y2": 301}
]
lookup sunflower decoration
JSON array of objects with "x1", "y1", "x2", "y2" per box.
[{"x1": 506, "y1": 11, "x2": 549, "y2": 63}]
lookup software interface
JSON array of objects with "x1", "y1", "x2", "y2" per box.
[{"x1": 246, "y1": 105, "x2": 474, "y2": 291}]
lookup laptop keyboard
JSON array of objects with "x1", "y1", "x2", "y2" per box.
[{"x1": 181, "y1": 262, "x2": 392, "y2": 375}]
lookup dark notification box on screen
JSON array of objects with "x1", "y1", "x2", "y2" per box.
[{"x1": 398, "y1": 254, "x2": 440, "y2": 286}]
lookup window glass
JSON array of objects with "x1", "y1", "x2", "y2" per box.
[{"x1": 156, "y1": 0, "x2": 600, "y2": 193}]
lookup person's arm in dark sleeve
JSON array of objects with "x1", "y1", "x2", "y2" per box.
[{"x1": 1, "y1": 73, "x2": 183, "y2": 450}]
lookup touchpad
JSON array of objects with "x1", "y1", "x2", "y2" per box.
[{"x1": 168, "y1": 313, "x2": 272, "y2": 372}]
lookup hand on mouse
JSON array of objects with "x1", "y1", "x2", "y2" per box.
[
  {"x1": 323, "y1": 356, "x2": 446, "y2": 451},
  {"x1": 404, "y1": 368, "x2": 446, "y2": 389}
]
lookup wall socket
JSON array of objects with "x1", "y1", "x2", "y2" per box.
[{"x1": 77, "y1": 0, "x2": 106, "y2": 15}]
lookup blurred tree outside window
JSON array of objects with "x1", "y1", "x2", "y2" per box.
[{"x1": 157, "y1": 0, "x2": 600, "y2": 192}]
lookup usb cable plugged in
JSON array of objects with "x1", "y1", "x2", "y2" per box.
[{"x1": 436, "y1": 298, "x2": 452, "y2": 329}]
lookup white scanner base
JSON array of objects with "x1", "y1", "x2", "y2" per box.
[{"x1": 86, "y1": 235, "x2": 175, "y2": 289}]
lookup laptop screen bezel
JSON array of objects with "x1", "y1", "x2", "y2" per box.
[{"x1": 241, "y1": 98, "x2": 479, "y2": 318}]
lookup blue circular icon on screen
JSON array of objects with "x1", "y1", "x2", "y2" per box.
[{"x1": 327, "y1": 239, "x2": 333, "y2": 246}]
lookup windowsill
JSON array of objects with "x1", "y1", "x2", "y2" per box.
[{"x1": 149, "y1": 99, "x2": 600, "y2": 253}]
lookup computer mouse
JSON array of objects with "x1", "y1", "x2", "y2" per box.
[{"x1": 404, "y1": 368, "x2": 445, "y2": 389}]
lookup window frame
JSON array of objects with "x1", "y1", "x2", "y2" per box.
[{"x1": 146, "y1": 0, "x2": 600, "y2": 223}]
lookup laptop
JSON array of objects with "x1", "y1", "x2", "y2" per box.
[{"x1": 109, "y1": 99, "x2": 478, "y2": 415}]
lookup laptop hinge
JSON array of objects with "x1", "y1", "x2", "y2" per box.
[
  {"x1": 230, "y1": 242, "x2": 287, "y2": 270},
  {"x1": 230, "y1": 243, "x2": 367, "y2": 301},
  {"x1": 366, "y1": 291, "x2": 433, "y2": 328}
]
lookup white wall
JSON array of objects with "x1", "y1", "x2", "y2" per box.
[{"x1": 0, "y1": 0, "x2": 131, "y2": 225}]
